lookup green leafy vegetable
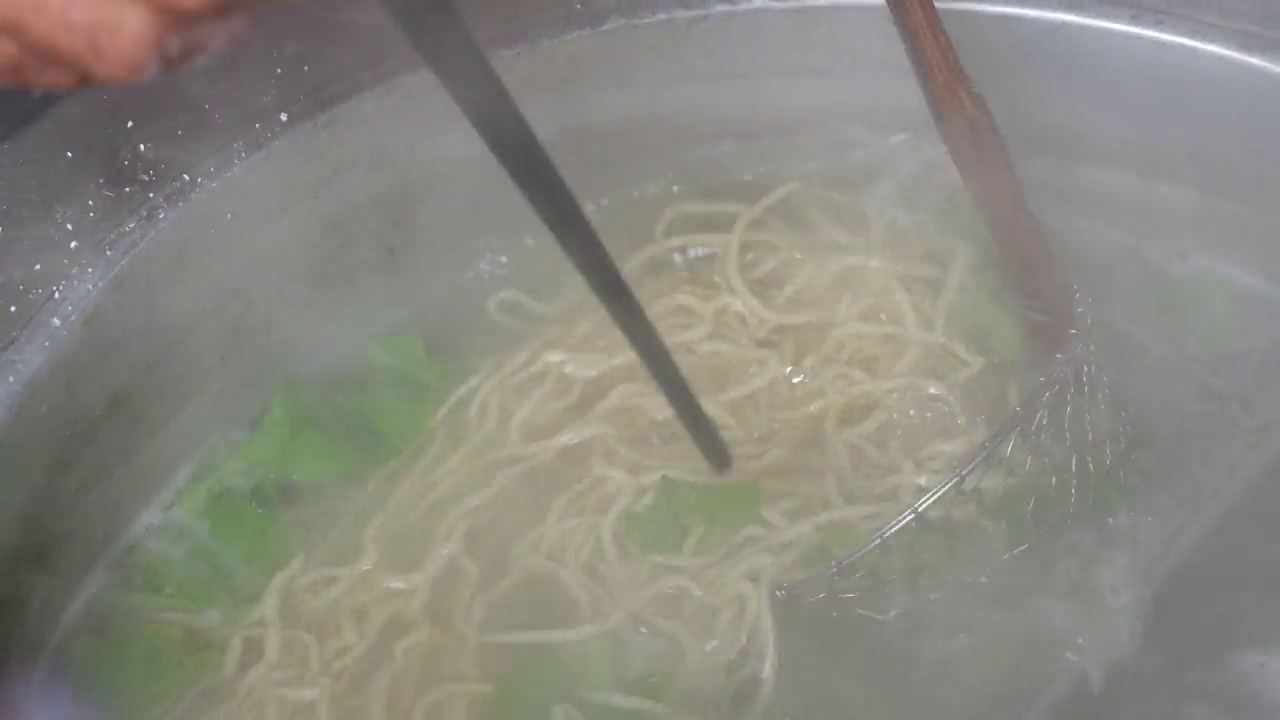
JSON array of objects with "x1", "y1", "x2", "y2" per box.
[
  {"x1": 130, "y1": 334, "x2": 449, "y2": 612},
  {"x1": 139, "y1": 333, "x2": 447, "y2": 610},
  {"x1": 72, "y1": 333, "x2": 453, "y2": 719},
  {"x1": 359, "y1": 374, "x2": 440, "y2": 454},
  {"x1": 366, "y1": 334, "x2": 446, "y2": 385},
  {"x1": 622, "y1": 487, "x2": 685, "y2": 555},
  {"x1": 491, "y1": 651, "x2": 580, "y2": 720},
  {"x1": 491, "y1": 641, "x2": 670, "y2": 720},
  {"x1": 796, "y1": 524, "x2": 864, "y2": 577},
  {"x1": 663, "y1": 477, "x2": 764, "y2": 532},
  {"x1": 121, "y1": 491, "x2": 287, "y2": 616},
  {"x1": 237, "y1": 380, "x2": 375, "y2": 482},
  {"x1": 915, "y1": 191, "x2": 1028, "y2": 366},
  {"x1": 237, "y1": 334, "x2": 449, "y2": 484},
  {"x1": 203, "y1": 492, "x2": 290, "y2": 578},
  {"x1": 800, "y1": 524, "x2": 861, "y2": 566},
  {"x1": 572, "y1": 636, "x2": 621, "y2": 693},
  {"x1": 955, "y1": 287, "x2": 1025, "y2": 366},
  {"x1": 623, "y1": 476, "x2": 764, "y2": 555},
  {"x1": 822, "y1": 525, "x2": 863, "y2": 558},
  {"x1": 993, "y1": 468, "x2": 1129, "y2": 550},
  {"x1": 582, "y1": 673, "x2": 670, "y2": 720},
  {"x1": 72, "y1": 621, "x2": 219, "y2": 720},
  {"x1": 175, "y1": 439, "x2": 250, "y2": 514},
  {"x1": 621, "y1": 672, "x2": 667, "y2": 702}
]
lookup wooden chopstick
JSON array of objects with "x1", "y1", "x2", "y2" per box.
[{"x1": 886, "y1": 0, "x2": 1073, "y2": 352}]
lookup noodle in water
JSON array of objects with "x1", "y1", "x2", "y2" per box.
[{"x1": 164, "y1": 182, "x2": 1022, "y2": 719}]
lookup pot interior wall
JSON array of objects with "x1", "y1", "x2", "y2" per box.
[{"x1": 2, "y1": 3, "x2": 1280, "y2": 718}]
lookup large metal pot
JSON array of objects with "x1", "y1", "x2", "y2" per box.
[{"x1": 2, "y1": 1, "x2": 1280, "y2": 717}]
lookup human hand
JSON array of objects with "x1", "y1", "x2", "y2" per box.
[{"x1": 0, "y1": 0, "x2": 253, "y2": 91}]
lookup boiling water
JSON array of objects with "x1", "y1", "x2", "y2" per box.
[
  {"x1": 53, "y1": 165, "x2": 1062, "y2": 720},
  {"x1": 2, "y1": 4, "x2": 1278, "y2": 720}
]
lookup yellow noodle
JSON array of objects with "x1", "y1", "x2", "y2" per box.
[{"x1": 173, "y1": 183, "x2": 1022, "y2": 720}]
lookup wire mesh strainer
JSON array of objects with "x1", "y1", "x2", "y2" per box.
[
  {"x1": 777, "y1": 291, "x2": 1133, "y2": 600},
  {"x1": 776, "y1": 0, "x2": 1136, "y2": 599}
]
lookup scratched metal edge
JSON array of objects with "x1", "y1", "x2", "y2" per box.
[{"x1": 0, "y1": 2, "x2": 418, "y2": 433}]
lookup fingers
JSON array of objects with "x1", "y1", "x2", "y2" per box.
[
  {"x1": 148, "y1": 0, "x2": 229, "y2": 12},
  {"x1": 0, "y1": 33, "x2": 86, "y2": 90},
  {"x1": 0, "y1": 0, "x2": 251, "y2": 90},
  {"x1": 19, "y1": 57, "x2": 85, "y2": 91},
  {"x1": 0, "y1": 0, "x2": 170, "y2": 84},
  {"x1": 159, "y1": 14, "x2": 248, "y2": 71},
  {"x1": 0, "y1": 33, "x2": 23, "y2": 81}
]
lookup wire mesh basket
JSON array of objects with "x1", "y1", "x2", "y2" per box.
[{"x1": 779, "y1": 287, "x2": 1134, "y2": 602}]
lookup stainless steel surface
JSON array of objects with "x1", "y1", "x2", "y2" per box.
[{"x1": 2, "y1": 1, "x2": 1280, "y2": 718}]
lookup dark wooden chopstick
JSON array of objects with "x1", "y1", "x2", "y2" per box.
[
  {"x1": 885, "y1": 0, "x2": 1073, "y2": 353},
  {"x1": 380, "y1": 0, "x2": 733, "y2": 472}
]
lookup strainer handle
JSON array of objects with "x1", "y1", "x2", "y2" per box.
[{"x1": 886, "y1": 0, "x2": 1074, "y2": 353}]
